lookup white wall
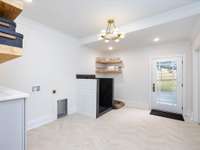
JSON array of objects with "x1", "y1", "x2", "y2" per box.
[
  {"x1": 0, "y1": 16, "x2": 195, "y2": 128},
  {"x1": 0, "y1": 17, "x2": 99, "y2": 129},
  {"x1": 101, "y1": 41, "x2": 193, "y2": 117}
]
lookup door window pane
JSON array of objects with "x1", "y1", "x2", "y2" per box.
[{"x1": 156, "y1": 61, "x2": 177, "y2": 105}]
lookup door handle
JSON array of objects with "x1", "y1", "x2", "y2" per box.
[{"x1": 152, "y1": 83, "x2": 156, "y2": 92}]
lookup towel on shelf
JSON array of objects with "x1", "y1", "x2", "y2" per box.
[
  {"x1": 0, "y1": 17, "x2": 16, "y2": 32},
  {"x1": 0, "y1": 28, "x2": 23, "y2": 48}
]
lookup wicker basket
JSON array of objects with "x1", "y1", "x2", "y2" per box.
[{"x1": 112, "y1": 100, "x2": 125, "y2": 109}]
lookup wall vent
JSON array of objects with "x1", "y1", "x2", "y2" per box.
[{"x1": 57, "y1": 99, "x2": 68, "y2": 119}]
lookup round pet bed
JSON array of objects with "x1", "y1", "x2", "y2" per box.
[{"x1": 112, "y1": 100, "x2": 125, "y2": 109}]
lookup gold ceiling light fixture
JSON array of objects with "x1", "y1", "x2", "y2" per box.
[{"x1": 98, "y1": 19, "x2": 125, "y2": 43}]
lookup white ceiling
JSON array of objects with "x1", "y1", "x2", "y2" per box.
[
  {"x1": 22, "y1": 0, "x2": 199, "y2": 38},
  {"x1": 84, "y1": 15, "x2": 200, "y2": 51}
]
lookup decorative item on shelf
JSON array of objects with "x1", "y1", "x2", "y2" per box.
[
  {"x1": 98, "y1": 19, "x2": 125, "y2": 43},
  {"x1": 0, "y1": 27, "x2": 23, "y2": 48},
  {"x1": 0, "y1": 0, "x2": 24, "y2": 64},
  {"x1": 0, "y1": 16, "x2": 16, "y2": 31},
  {"x1": 96, "y1": 57, "x2": 124, "y2": 74}
]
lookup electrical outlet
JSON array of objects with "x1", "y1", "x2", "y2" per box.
[{"x1": 32, "y1": 86, "x2": 40, "y2": 92}]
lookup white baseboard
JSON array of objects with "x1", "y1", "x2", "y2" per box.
[
  {"x1": 27, "y1": 115, "x2": 56, "y2": 131},
  {"x1": 76, "y1": 112, "x2": 96, "y2": 119}
]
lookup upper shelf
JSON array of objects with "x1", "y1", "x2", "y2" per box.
[
  {"x1": 0, "y1": 44, "x2": 22, "y2": 63},
  {"x1": 0, "y1": 0, "x2": 23, "y2": 63},
  {"x1": 0, "y1": 0, "x2": 23, "y2": 20},
  {"x1": 96, "y1": 60, "x2": 123, "y2": 64},
  {"x1": 96, "y1": 57, "x2": 123, "y2": 74},
  {"x1": 96, "y1": 57, "x2": 122, "y2": 64}
]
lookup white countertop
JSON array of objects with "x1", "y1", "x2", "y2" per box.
[{"x1": 0, "y1": 86, "x2": 29, "y2": 102}]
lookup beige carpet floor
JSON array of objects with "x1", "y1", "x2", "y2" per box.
[{"x1": 28, "y1": 108, "x2": 200, "y2": 150}]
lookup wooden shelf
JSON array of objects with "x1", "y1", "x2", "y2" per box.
[
  {"x1": 96, "y1": 60, "x2": 122, "y2": 64},
  {"x1": 0, "y1": 0, "x2": 23, "y2": 20},
  {"x1": 96, "y1": 57, "x2": 123, "y2": 74},
  {"x1": 96, "y1": 70, "x2": 122, "y2": 74},
  {"x1": 96, "y1": 57, "x2": 122, "y2": 64},
  {"x1": 0, "y1": 44, "x2": 22, "y2": 63}
]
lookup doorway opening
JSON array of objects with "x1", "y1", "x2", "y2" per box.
[{"x1": 151, "y1": 56, "x2": 183, "y2": 115}]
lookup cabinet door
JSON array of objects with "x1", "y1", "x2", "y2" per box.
[{"x1": 0, "y1": 99, "x2": 25, "y2": 150}]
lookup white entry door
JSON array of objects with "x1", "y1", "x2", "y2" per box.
[{"x1": 151, "y1": 56, "x2": 183, "y2": 114}]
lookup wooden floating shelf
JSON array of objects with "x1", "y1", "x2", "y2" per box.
[
  {"x1": 0, "y1": 0, "x2": 23, "y2": 20},
  {"x1": 96, "y1": 57, "x2": 123, "y2": 74},
  {"x1": 96, "y1": 60, "x2": 122, "y2": 64},
  {"x1": 96, "y1": 70, "x2": 122, "y2": 74},
  {"x1": 96, "y1": 57, "x2": 122, "y2": 64},
  {"x1": 0, "y1": 44, "x2": 22, "y2": 63}
]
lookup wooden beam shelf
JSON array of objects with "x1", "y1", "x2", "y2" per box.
[
  {"x1": 96, "y1": 70, "x2": 122, "y2": 74},
  {"x1": 96, "y1": 57, "x2": 122, "y2": 64},
  {"x1": 0, "y1": 44, "x2": 22, "y2": 63},
  {"x1": 0, "y1": 0, "x2": 23, "y2": 20},
  {"x1": 96, "y1": 57, "x2": 123, "y2": 74},
  {"x1": 96, "y1": 60, "x2": 122, "y2": 64}
]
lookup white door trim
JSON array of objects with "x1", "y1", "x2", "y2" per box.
[
  {"x1": 149, "y1": 55, "x2": 185, "y2": 114},
  {"x1": 193, "y1": 48, "x2": 200, "y2": 122}
]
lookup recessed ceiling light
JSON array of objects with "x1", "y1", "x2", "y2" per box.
[
  {"x1": 108, "y1": 46, "x2": 113, "y2": 50},
  {"x1": 153, "y1": 37, "x2": 160, "y2": 42},
  {"x1": 23, "y1": 0, "x2": 32, "y2": 3}
]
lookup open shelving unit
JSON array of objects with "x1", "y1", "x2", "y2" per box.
[
  {"x1": 96, "y1": 57, "x2": 123, "y2": 74},
  {"x1": 0, "y1": 0, "x2": 23, "y2": 64},
  {"x1": 0, "y1": 44, "x2": 22, "y2": 63},
  {"x1": 96, "y1": 59, "x2": 122, "y2": 64},
  {"x1": 0, "y1": 0, "x2": 23, "y2": 20}
]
